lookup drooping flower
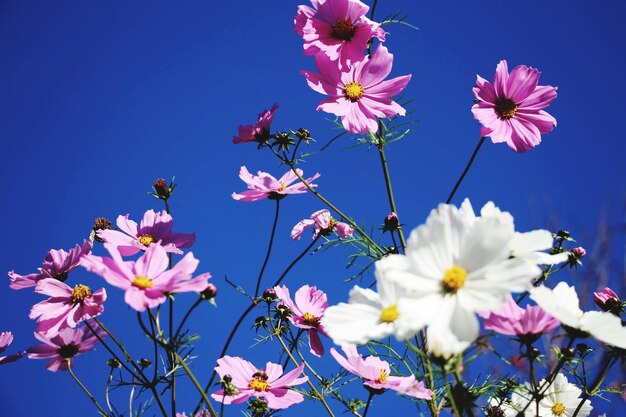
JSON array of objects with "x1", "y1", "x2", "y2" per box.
[
  {"x1": 97, "y1": 209, "x2": 196, "y2": 257},
  {"x1": 471, "y1": 60, "x2": 558, "y2": 153},
  {"x1": 80, "y1": 243, "x2": 211, "y2": 312},
  {"x1": 0, "y1": 331, "x2": 24, "y2": 365},
  {"x1": 295, "y1": 0, "x2": 385, "y2": 69},
  {"x1": 27, "y1": 326, "x2": 106, "y2": 372},
  {"x1": 302, "y1": 45, "x2": 411, "y2": 134},
  {"x1": 274, "y1": 285, "x2": 328, "y2": 357},
  {"x1": 593, "y1": 287, "x2": 622, "y2": 314},
  {"x1": 534, "y1": 373, "x2": 592, "y2": 417},
  {"x1": 290, "y1": 209, "x2": 353, "y2": 240},
  {"x1": 211, "y1": 356, "x2": 308, "y2": 409},
  {"x1": 479, "y1": 295, "x2": 559, "y2": 340},
  {"x1": 8, "y1": 241, "x2": 92, "y2": 290},
  {"x1": 231, "y1": 166, "x2": 320, "y2": 202},
  {"x1": 330, "y1": 345, "x2": 432, "y2": 399},
  {"x1": 233, "y1": 103, "x2": 279, "y2": 144},
  {"x1": 29, "y1": 279, "x2": 107, "y2": 336}
]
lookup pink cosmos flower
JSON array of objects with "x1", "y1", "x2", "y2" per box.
[
  {"x1": 291, "y1": 209, "x2": 354, "y2": 240},
  {"x1": 29, "y1": 279, "x2": 107, "y2": 336},
  {"x1": 231, "y1": 166, "x2": 320, "y2": 202},
  {"x1": 211, "y1": 356, "x2": 308, "y2": 409},
  {"x1": 233, "y1": 103, "x2": 279, "y2": 144},
  {"x1": 330, "y1": 345, "x2": 432, "y2": 398},
  {"x1": 295, "y1": 0, "x2": 385, "y2": 69},
  {"x1": 274, "y1": 285, "x2": 328, "y2": 357},
  {"x1": 594, "y1": 287, "x2": 621, "y2": 313},
  {"x1": 27, "y1": 326, "x2": 105, "y2": 372},
  {"x1": 0, "y1": 331, "x2": 24, "y2": 365},
  {"x1": 302, "y1": 45, "x2": 411, "y2": 134},
  {"x1": 479, "y1": 295, "x2": 559, "y2": 339},
  {"x1": 471, "y1": 60, "x2": 558, "y2": 153},
  {"x1": 80, "y1": 243, "x2": 211, "y2": 312},
  {"x1": 97, "y1": 209, "x2": 196, "y2": 257},
  {"x1": 8, "y1": 240, "x2": 92, "y2": 290}
]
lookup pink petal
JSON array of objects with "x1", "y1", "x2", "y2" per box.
[{"x1": 506, "y1": 65, "x2": 541, "y2": 103}]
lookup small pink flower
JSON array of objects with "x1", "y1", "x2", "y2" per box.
[
  {"x1": 27, "y1": 326, "x2": 105, "y2": 372},
  {"x1": 8, "y1": 241, "x2": 92, "y2": 290},
  {"x1": 291, "y1": 209, "x2": 354, "y2": 240},
  {"x1": 330, "y1": 345, "x2": 432, "y2": 399},
  {"x1": 97, "y1": 209, "x2": 196, "y2": 257},
  {"x1": 472, "y1": 60, "x2": 558, "y2": 153},
  {"x1": 211, "y1": 356, "x2": 308, "y2": 409},
  {"x1": 302, "y1": 45, "x2": 411, "y2": 134},
  {"x1": 232, "y1": 166, "x2": 320, "y2": 202},
  {"x1": 274, "y1": 285, "x2": 328, "y2": 357},
  {"x1": 80, "y1": 243, "x2": 211, "y2": 312},
  {"x1": 29, "y1": 279, "x2": 107, "y2": 336},
  {"x1": 233, "y1": 104, "x2": 279, "y2": 144},
  {"x1": 295, "y1": 0, "x2": 385, "y2": 69},
  {"x1": 572, "y1": 247, "x2": 586, "y2": 258},
  {"x1": 594, "y1": 287, "x2": 621, "y2": 313},
  {"x1": 0, "y1": 331, "x2": 25, "y2": 365},
  {"x1": 479, "y1": 295, "x2": 559, "y2": 339}
]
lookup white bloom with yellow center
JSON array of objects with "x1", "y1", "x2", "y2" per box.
[{"x1": 535, "y1": 373, "x2": 592, "y2": 417}]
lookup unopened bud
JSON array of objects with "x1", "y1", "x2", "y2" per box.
[
  {"x1": 107, "y1": 358, "x2": 122, "y2": 368},
  {"x1": 572, "y1": 247, "x2": 586, "y2": 258},
  {"x1": 137, "y1": 358, "x2": 152, "y2": 368},
  {"x1": 262, "y1": 288, "x2": 277, "y2": 303},
  {"x1": 382, "y1": 212, "x2": 400, "y2": 233},
  {"x1": 560, "y1": 347, "x2": 575, "y2": 358},
  {"x1": 594, "y1": 287, "x2": 622, "y2": 315},
  {"x1": 485, "y1": 406, "x2": 505, "y2": 417},
  {"x1": 556, "y1": 230, "x2": 570, "y2": 239}
]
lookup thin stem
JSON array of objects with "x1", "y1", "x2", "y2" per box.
[
  {"x1": 174, "y1": 297, "x2": 204, "y2": 338},
  {"x1": 174, "y1": 351, "x2": 218, "y2": 417},
  {"x1": 67, "y1": 360, "x2": 110, "y2": 417},
  {"x1": 362, "y1": 391, "x2": 375, "y2": 417},
  {"x1": 84, "y1": 321, "x2": 141, "y2": 381},
  {"x1": 572, "y1": 352, "x2": 618, "y2": 417},
  {"x1": 376, "y1": 136, "x2": 406, "y2": 251},
  {"x1": 105, "y1": 369, "x2": 115, "y2": 415},
  {"x1": 369, "y1": 0, "x2": 378, "y2": 21},
  {"x1": 128, "y1": 376, "x2": 136, "y2": 417},
  {"x1": 255, "y1": 199, "x2": 281, "y2": 298},
  {"x1": 445, "y1": 136, "x2": 486, "y2": 204},
  {"x1": 169, "y1": 297, "x2": 176, "y2": 417}
]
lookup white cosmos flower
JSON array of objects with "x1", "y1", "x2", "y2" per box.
[
  {"x1": 535, "y1": 373, "x2": 592, "y2": 417},
  {"x1": 530, "y1": 282, "x2": 626, "y2": 349}
]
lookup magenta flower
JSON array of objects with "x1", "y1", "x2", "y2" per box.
[
  {"x1": 211, "y1": 356, "x2": 308, "y2": 409},
  {"x1": 8, "y1": 240, "x2": 91, "y2": 290},
  {"x1": 27, "y1": 326, "x2": 105, "y2": 371},
  {"x1": 80, "y1": 243, "x2": 211, "y2": 312},
  {"x1": 274, "y1": 285, "x2": 328, "y2": 357},
  {"x1": 233, "y1": 103, "x2": 279, "y2": 144},
  {"x1": 480, "y1": 295, "x2": 559, "y2": 339},
  {"x1": 291, "y1": 209, "x2": 354, "y2": 240},
  {"x1": 97, "y1": 209, "x2": 196, "y2": 257},
  {"x1": 0, "y1": 331, "x2": 24, "y2": 365},
  {"x1": 594, "y1": 287, "x2": 621, "y2": 314},
  {"x1": 232, "y1": 166, "x2": 320, "y2": 202},
  {"x1": 330, "y1": 345, "x2": 432, "y2": 398},
  {"x1": 302, "y1": 45, "x2": 411, "y2": 134},
  {"x1": 471, "y1": 60, "x2": 558, "y2": 152},
  {"x1": 295, "y1": 0, "x2": 385, "y2": 69},
  {"x1": 29, "y1": 279, "x2": 107, "y2": 336}
]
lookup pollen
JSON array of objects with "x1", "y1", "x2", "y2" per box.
[
  {"x1": 71, "y1": 284, "x2": 92, "y2": 304},
  {"x1": 344, "y1": 82, "x2": 365, "y2": 101},
  {"x1": 495, "y1": 98, "x2": 518, "y2": 120},
  {"x1": 302, "y1": 312, "x2": 320, "y2": 327},
  {"x1": 551, "y1": 402, "x2": 566, "y2": 416},
  {"x1": 331, "y1": 18, "x2": 356, "y2": 41},
  {"x1": 376, "y1": 369, "x2": 388, "y2": 383},
  {"x1": 278, "y1": 181, "x2": 287, "y2": 191},
  {"x1": 379, "y1": 304, "x2": 399, "y2": 323},
  {"x1": 132, "y1": 276, "x2": 153, "y2": 289},
  {"x1": 442, "y1": 266, "x2": 467, "y2": 293},
  {"x1": 137, "y1": 234, "x2": 155, "y2": 247},
  {"x1": 249, "y1": 371, "x2": 270, "y2": 392}
]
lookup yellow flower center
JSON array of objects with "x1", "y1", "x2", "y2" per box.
[
  {"x1": 379, "y1": 304, "x2": 399, "y2": 323},
  {"x1": 551, "y1": 402, "x2": 566, "y2": 416},
  {"x1": 278, "y1": 181, "x2": 287, "y2": 191},
  {"x1": 302, "y1": 312, "x2": 320, "y2": 327},
  {"x1": 331, "y1": 18, "x2": 356, "y2": 41},
  {"x1": 132, "y1": 276, "x2": 153, "y2": 289},
  {"x1": 495, "y1": 98, "x2": 518, "y2": 120},
  {"x1": 344, "y1": 82, "x2": 364, "y2": 102},
  {"x1": 71, "y1": 284, "x2": 92, "y2": 303},
  {"x1": 137, "y1": 234, "x2": 155, "y2": 247},
  {"x1": 376, "y1": 369, "x2": 388, "y2": 383},
  {"x1": 442, "y1": 266, "x2": 467, "y2": 293},
  {"x1": 249, "y1": 371, "x2": 269, "y2": 392}
]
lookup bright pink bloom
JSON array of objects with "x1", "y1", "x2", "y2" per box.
[
  {"x1": 27, "y1": 326, "x2": 105, "y2": 372},
  {"x1": 295, "y1": 0, "x2": 385, "y2": 69},
  {"x1": 472, "y1": 60, "x2": 558, "y2": 153},
  {"x1": 291, "y1": 209, "x2": 354, "y2": 240},
  {"x1": 97, "y1": 209, "x2": 196, "y2": 257},
  {"x1": 274, "y1": 285, "x2": 328, "y2": 357},
  {"x1": 331, "y1": 345, "x2": 432, "y2": 398},
  {"x1": 480, "y1": 295, "x2": 559, "y2": 338},
  {"x1": 594, "y1": 287, "x2": 621, "y2": 313},
  {"x1": 211, "y1": 356, "x2": 308, "y2": 409},
  {"x1": 302, "y1": 45, "x2": 411, "y2": 134},
  {"x1": 0, "y1": 331, "x2": 24, "y2": 365},
  {"x1": 233, "y1": 103, "x2": 279, "y2": 144},
  {"x1": 232, "y1": 166, "x2": 320, "y2": 202},
  {"x1": 80, "y1": 243, "x2": 211, "y2": 312},
  {"x1": 29, "y1": 279, "x2": 107, "y2": 336},
  {"x1": 8, "y1": 241, "x2": 91, "y2": 290}
]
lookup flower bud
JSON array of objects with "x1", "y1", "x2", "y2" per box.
[
  {"x1": 153, "y1": 178, "x2": 170, "y2": 198},
  {"x1": 137, "y1": 358, "x2": 152, "y2": 368},
  {"x1": 572, "y1": 247, "x2": 586, "y2": 258},
  {"x1": 556, "y1": 230, "x2": 570, "y2": 239},
  {"x1": 593, "y1": 287, "x2": 622, "y2": 315},
  {"x1": 261, "y1": 288, "x2": 277, "y2": 303},
  {"x1": 107, "y1": 358, "x2": 122, "y2": 368},
  {"x1": 382, "y1": 212, "x2": 399, "y2": 233}
]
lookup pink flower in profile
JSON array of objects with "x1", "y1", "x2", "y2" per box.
[
  {"x1": 472, "y1": 60, "x2": 558, "y2": 152},
  {"x1": 480, "y1": 295, "x2": 559, "y2": 340},
  {"x1": 330, "y1": 345, "x2": 432, "y2": 399},
  {"x1": 29, "y1": 279, "x2": 107, "y2": 336},
  {"x1": 211, "y1": 356, "x2": 308, "y2": 409},
  {"x1": 274, "y1": 285, "x2": 328, "y2": 357},
  {"x1": 232, "y1": 166, "x2": 320, "y2": 202},
  {"x1": 233, "y1": 103, "x2": 279, "y2": 144},
  {"x1": 302, "y1": 45, "x2": 411, "y2": 134},
  {"x1": 8, "y1": 241, "x2": 92, "y2": 290},
  {"x1": 80, "y1": 243, "x2": 211, "y2": 312},
  {"x1": 295, "y1": 0, "x2": 385, "y2": 69},
  {"x1": 291, "y1": 209, "x2": 354, "y2": 240},
  {"x1": 594, "y1": 287, "x2": 621, "y2": 314},
  {"x1": 0, "y1": 331, "x2": 25, "y2": 365},
  {"x1": 27, "y1": 326, "x2": 105, "y2": 372},
  {"x1": 97, "y1": 209, "x2": 196, "y2": 257}
]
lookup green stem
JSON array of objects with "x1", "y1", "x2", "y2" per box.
[
  {"x1": 571, "y1": 352, "x2": 618, "y2": 417},
  {"x1": 445, "y1": 136, "x2": 486, "y2": 204},
  {"x1": 174, "y1": 351, "x2": 218, "y2": 417},
  {"x1": 254, "y1": 199, "x2": 280, "y2": 298},
  {"x1": 67, "y1": 360, "x2": 110, "y2": 417},
  {"x1": 376, "y1": 138, "x2": 407, "y2": 251},
  {"x1": 362, "y1": 391, "x2": 375, "y2": 417}
]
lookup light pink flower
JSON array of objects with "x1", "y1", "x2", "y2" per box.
[
  {"x1": 472, "y1": 60, "x2": 558, "y2": 153},
  {"x1": 479, "y1": 295, "x2": 559, "y2": 339},
  {"x1": 80, "y1": 243, "x2": 211, "y2": 312},
  {"x1": 232, "y1": 166, "x2": 320, "y2": 202},
  {"x1": 97, "y1": 209, "x2": 196, "y2": 257},
  {"x1": 0, "y1": 331, "x2": 25, "y2": 365},
  {"x1": 8, "y1": 241, "x2": 92, "y2": 290},
  {"x1": 29, "y1": 279, "x2": 107, "y2": 336},
  {"x1": 295, "y1": 0, "x2": 385, "y2": 69},
  {"x1": 594, "y1": 287, "x2": 621, "y2": 313},
  {"x1": 27, "y1": 326, "x2": 105, "y2": 372},
  {"x1": 330, "y1": 345, "x2": 432, "y2": 399},
  {"x1": 233, "y1": 103, "x2": 279, "y2": 144},
  {"x1": 274, "y1": 285, "x2": 328, "y2": 357},
  {"x1": 211, "y1": 356, "x2": 308, "y2": 409},
  {"x1": 302, "y1": 45, "x2": 411, "y2": 134},
  {"x1": 291, "y1": 209, "x2": 354, "y2": 240}
]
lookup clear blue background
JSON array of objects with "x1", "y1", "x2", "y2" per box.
[{"x1": 1, "y1": 0, "x2": 624, "y2": 416}]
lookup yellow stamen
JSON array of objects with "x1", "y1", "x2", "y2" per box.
[
  {"x1": 132, "y1": 276, "x2": 153, "y2": 289},
  {"x1": 442, "y1": 266, "x2": 467, "y2": 293},
  {"x1": 344, "y1": 82, "x2": 364, "y2": 101},
  {"x1": 379, "y1": 304, "x2": 399, "y2": 323},
  {"x1": 376, "y1": 369, "x2": 388, "y2": 383},
  {"x1": 551, "y1": 402, "x2": 566, "y2": 416},
  {"x1": 71, "y1": 284, "x2": 92, "y2": 304},
  {"x1": 278, "y1": 182, "x2": 287, "y2": 191},
  {"x1": 302, "y1": 312, "x2": 320, "y2": 327},
  {"x1": 249, "y1": 371, "x2": 270, "y2": 391},
  {"x1": 137, "y1": 234, "x2": 155, "y2": 247}
]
